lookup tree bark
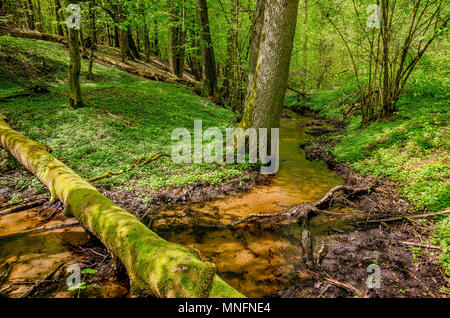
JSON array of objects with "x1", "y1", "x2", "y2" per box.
[
  {"x1": 0, "y1": 118, "x2": 244, "y2": 298},
  {"x1": 26, "y1": 0, "x2": 35, "y2": 30},
  {"x1": 67, "y1": 6, "x2": 83, "y2": 108},
  {"x1": 54, "y1": 0, "x2": 64, "y2": 36},
  {"x1": 87, "y1": 2, "x2": 96, "y2": 80},
  {"x1": 143, "y1": 23, "x2": 151, "y2": 62},
  {"x1": 196, "y1": 0, "x2": 218, "y2": 99},
  {"x1": 240, "y1": 0, "x2": 299, "y2": 130},
  {"x1": 169, "y1": 1, "x2": 186, "y2": 78},
  {"x1": 243, "y1": 0, "x2": 265, "y2": 113}
]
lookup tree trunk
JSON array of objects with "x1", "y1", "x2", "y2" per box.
[
  {"x1": 302, "y1": 0, "x2": 308, "y2": 90},
  {"x1": 243, "y1": 0, "x2": 265, "y2": 112},
  {"x1": 240, "y1": 0, "x2": 299, "y2": 130},
  {"x1": 26, "y1": 0, "x2": 35, "y2": 30},
  {"x1": 113, "y1": 25, "x2": 120, "y2": 48},
  {"x1": 196, "y1": 0, "x2": 218, "y2": 99},
  {"x1": 35, "y1": 0, "x2": 43, "y2": 32},
  {"x1": 67, "y1": 5, "x2": 83, "y2": 108},
  {"x1": 128, "y1": 29, "x2": 140, "y2": 60},
  {"x1": 169, "y1": 1, "x2": 185, "y2": 78},
  {"x1": 54, "y1": 0, "x2": 64, "y2": 36},
  {"x1": 152, "y1": 18, "x2": 159, "y2": 56},
  {"x1": 105, "y1": 22, "x2": 112, "y2": 46},
  {"x1": 0, "y1": 118, "x2": 244, "y2": 298},
  {"x1": 87, "y1": 2, "x2": 96, "y2": 80},
  {"x1": 143, "y1": 23, "x2": 151, "y2": 62}
]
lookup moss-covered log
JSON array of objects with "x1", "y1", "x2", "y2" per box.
[{"x1": 0, "y1": 118, "x2": 244, "y2": 298}]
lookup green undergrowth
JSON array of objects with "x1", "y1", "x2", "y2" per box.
[
  {"x1": 285, "y1": 59, "x2": 449, "y2": 272},
  {"x1": 0, "y1": 36, "x2": 249, "y2": 200}
]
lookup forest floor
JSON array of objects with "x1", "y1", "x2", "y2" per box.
[
  {"x1": 0, "y1": 35, "x2": 449, "y2": 297},
  {"x1": 285, "y1": 89, "x2": 450, "y2": 296},
  {"x1": 0, "y1": 36, "x2": 260, "y2": 215}
]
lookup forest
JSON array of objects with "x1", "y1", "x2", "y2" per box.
[{"x1": 0, "y1": 0, "x2": 448, "y2": 301}]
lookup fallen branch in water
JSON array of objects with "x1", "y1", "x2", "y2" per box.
[
  {"x1": 305, "y1": 269, "x2": 368, "y2": 298},
  {"x1": 20, "y1": 262, "x2": 65, "y2": 298},
  {"x1": 0, "y1": 199, "x2": 47, "y2": 216},
  {"x1": 225, "y1": 182, "x2": 377, "y2": 227},
  {"x1": 10, "y1": 220, "x2": 80, "y2": 236},
  {"x1": 87, "y1": 152, "x2": 171, "y2": 182}
]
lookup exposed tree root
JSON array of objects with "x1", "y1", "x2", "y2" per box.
[
  {"x1": 87, "y1": 152, "x2": 171, "y2": 183},
  {"x1": 224, "y1": 182, "x2": 377, "y2": 227}
]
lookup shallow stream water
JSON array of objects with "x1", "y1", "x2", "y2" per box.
[{"x1": 151, "y1": 116, "x2": 352, "y2": 297}]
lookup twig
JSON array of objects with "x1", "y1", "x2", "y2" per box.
[
  {"x1": 359, "y1": 209, "x2": 450, "y2": 225},
  {"x1": 0, "y1": 199, "x2": 47, "y2": 216},
  {"x1": 81, "y1": 98, "x2": 131, "y2": 126},
  {"x1": 305, "y1": 269, "x2": 368, "y2": 298},
  {"x1": 398, "y1": 241, "x2": 442, "y2": 251},
  {"x1": 87, "y1": 152, "x2": 170, "y2": 182},
  {"x1": 2, "y1": 220, "x2": 80, "y2": 238}
]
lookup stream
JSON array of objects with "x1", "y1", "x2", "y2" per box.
[
  {"x1": 150, "y1": 116, "x2": 353, "y2": 297},
  {"x1": 0, "y1": 115, "x2": 356, "y2": 298}
]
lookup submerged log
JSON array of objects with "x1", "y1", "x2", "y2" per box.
[{"x1": 0, "y1": 118, "x2": 243, "y2": 298}]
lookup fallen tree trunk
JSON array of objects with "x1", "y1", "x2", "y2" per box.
[
  {"x1": 0, "y1": 27, "x2": 67, "y2": 45},
  {"x1": 0, "y1": 118, "x2": 243, "y2": 298}
]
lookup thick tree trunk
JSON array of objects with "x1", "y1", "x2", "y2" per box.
[
  {"x1": 243, "y1": 0, "x2": 265, "y2": 112},
  {"x1": 128, "y1": 29, "x2": 140, "y2": 60},
  {"x1": 240, "y1": 0, "x2": 299, "y2": 130},
  {"x1": 196, "y1": 0, "x2": 218, "y2": 99},
  {"x1": 0, "y1": 118, "x2": 244, "y2": 298}
]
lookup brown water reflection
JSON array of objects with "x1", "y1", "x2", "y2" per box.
[{"x1": 152, "y1": 117, "x2": 346, "y2": 297}]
